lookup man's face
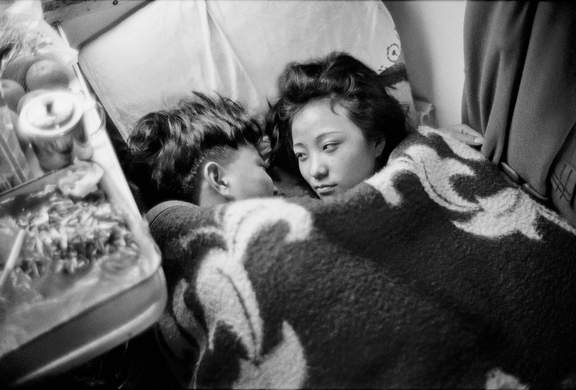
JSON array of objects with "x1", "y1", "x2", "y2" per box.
[{"x1": 225, "y1": 145, "x2": 276, "y2": 200}]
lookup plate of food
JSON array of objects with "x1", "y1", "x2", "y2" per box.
[{"x1": 0, "y1": 161, "x2": 166, "y2": 387}]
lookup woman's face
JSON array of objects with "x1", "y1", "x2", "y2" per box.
[{"x1": 291, "y1": 99, "x2": 383, "y2": 200}]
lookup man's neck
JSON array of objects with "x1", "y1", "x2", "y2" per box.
[{"x1": 198, "y1": 185, "x2": 228, "y2": 207}]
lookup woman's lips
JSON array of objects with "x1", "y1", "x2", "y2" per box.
[{"x1": 315, "y1": 184, "x2": 337, "y2": 196}]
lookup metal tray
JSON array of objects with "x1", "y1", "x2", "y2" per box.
[{"x1": 0, "y1": 162, "x2": 166, "y2": 387}]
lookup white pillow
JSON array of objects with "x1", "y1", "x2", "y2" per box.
[{"x1": 79, "y1": 0, "x2": 416, "y2": 140}]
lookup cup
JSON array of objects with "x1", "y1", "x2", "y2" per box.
[{"x1": 17, "y1": 90, "x2": 91, "y2": 172}]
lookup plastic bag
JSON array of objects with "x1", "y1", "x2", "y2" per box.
[
  {"x1": 0, "y1": 0, "x2": 78, "y2": 81},
  {"x1": 0, "y1": 92, "x2": 33, "y2": 190}
]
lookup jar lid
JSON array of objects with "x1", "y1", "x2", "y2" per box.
[
  {"x1": 18, "y1": 90, "x2": 84, "y2": 139},
  {"x1": 26, "y1": 92, "x2": 75, "y2": 129}
]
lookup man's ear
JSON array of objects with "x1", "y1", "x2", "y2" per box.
[{"x1": 203, "y1": 161, "x2": 230, "y2": 197}]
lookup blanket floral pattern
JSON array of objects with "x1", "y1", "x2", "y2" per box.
[{"x1": 149, "y1": 127, "x2": 576, "y2": 389}]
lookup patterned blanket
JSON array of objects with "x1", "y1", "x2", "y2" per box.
[{"x1": 147, "y1": 127, "x2": 576, "y2": 389}]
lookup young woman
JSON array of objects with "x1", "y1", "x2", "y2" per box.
[
  {"x1": 266, "y1": 52, "x2": 483, "y2": 201},
  {"x1": 266, "y1": 52, "x2": 410, "y2": 200}
]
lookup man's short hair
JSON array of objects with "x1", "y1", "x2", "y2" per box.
[{"x1": 127, "y1": 92, "x2": 264, "y2": 209}]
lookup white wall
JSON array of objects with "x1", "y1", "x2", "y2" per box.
[
  {"x1": 385, "y1": 1, "x2": 467, "y2": 128},
  {"x1": 56, "y1": 0, "x2": 147, "y2": 48}
]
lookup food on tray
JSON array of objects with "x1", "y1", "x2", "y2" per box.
[
  {"x1": 57, "y1": 161, "x2": 103, "y2": 198},
  {"x1": 0, "y1": 162, "x2": 140, "y2": 309}
]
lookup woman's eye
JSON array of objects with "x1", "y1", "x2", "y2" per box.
[
  {"x1": 322, "y1": 143, "x2": 338, "y2": 152},
  {"x1": 294, "y1": 152, "x2": 306, "y2": 161}
]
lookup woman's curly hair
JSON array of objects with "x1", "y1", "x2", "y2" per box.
[{"x1": 266, "y1": 51, "x2": 409, "y2": 174}]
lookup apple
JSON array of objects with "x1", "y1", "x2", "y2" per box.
[
  {"x1": 25, "y1": 58, "x2": 75, "y2": 91},
  {"x1": 2, "y1": 54, "x2": 38, "y2": 87},
  {"x1": 0, "y1": 79, "x2": 26, "y2": 112}
]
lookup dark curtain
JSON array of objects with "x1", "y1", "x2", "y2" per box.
[{"x1": 462, "y1": 1, "x2": 576, "y2": 198}]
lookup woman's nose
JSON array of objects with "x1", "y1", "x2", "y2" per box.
[{"x1": 309, "y1": 155, "x2": 328, "y2": 179}]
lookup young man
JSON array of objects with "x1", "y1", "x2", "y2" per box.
[
  {"x1": 122, "y1": 92, "x2": 277, "y2": 388},
  {"x1": 126, "y1": 92, "x2": 276, "y2": 211}
]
